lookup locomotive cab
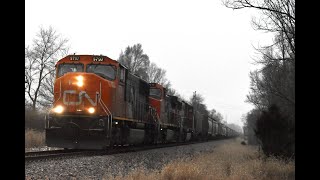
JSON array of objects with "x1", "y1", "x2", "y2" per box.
[
  {"x1": 148, "y1": 83, "x2": 192, "y2": 142},
  {"x1": 148, "y1": 83, "x2": 165, "y2": 118}
]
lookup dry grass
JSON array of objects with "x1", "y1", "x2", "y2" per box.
[
  {"x1": 106, "y1": 138, "x2": 295, "y2": 180},
  {"x1": 25, "y1": 129, "x2": 45, "y2": 148}
]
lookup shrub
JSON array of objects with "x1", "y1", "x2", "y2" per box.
[
  {"x1": 255, "y1": 104, "x2": 295, "y2": 158},
  {"x1": 25, "y1": 129, "x2": 45, "y2": 148}
]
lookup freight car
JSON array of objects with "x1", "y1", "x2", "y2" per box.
[{"x1": 45, "y1": 54, "x2": 239, "y2": 149}]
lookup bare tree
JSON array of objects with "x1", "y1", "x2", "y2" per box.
[
  {"x1": 190, "y1": 92, "x2": 205, "y2": 108},
  {"x1": 226, "y1": 123, "x2": 242, "y2": 133},
  {"x1": 118, "y1": 43, "x2": 183, "y2": 101},
  {"x1": 190, "y1": 92, "x2": 209, "y2": 115},
  {"x1": 224, "y1": 0, "x2": 295, "y2": 118},
  {"x1": 146, "y1": 62, "x2": 169, "y2": 85},
  {"x1": 224, "y1": 0, "x2": 295, "y2": 62},
  {"x1": 38, "y1": 70, "x2": 55, "y2": 109},
  {"x1": 164, "y1": 82, "x2": 175, "y2": 96},
  {"x1": 208, "y1": 108, "x2": 223, "y2": 122},
  {"x1": 243, "y1": 109, "x2": 261, "y2": 145},
  {"x1": 146, "y1": 62, "x2": 180, "y2": 97},
  {"x1": 118, "y1": 43, "x2": 150, "y2": 81},
  {"x1": 25, "y1": 26, "x2": 69, "y2": 112},
  {"x1": 224, "y1": 1, "x2": 295, "y2": 155},
  {"x1": 246, "y1": 57, "x2": 295, "y2": 121}
]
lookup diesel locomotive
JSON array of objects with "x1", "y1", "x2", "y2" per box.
[{"x1": 45, "y1": 54, "x2": 239, "y2": 149}]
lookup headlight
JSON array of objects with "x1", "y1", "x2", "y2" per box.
[
  {"x1": 75, "y1": 75, "x2": 84, "y2": 87},
  {"x1": 53, "y1": 105, "x2": 64, "y2": 114},
  {"x1": 88, "y1": 107, "x2": 95, "y2": 114}
]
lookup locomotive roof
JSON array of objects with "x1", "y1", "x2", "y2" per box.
[
  {"x1": 208, "y1": 116, "x2": 218, "y2": 122},
  {"x1": 182, "y1": 100, "x2": 192, "y2": 107},
  {"x1": 56, "y1": 54, "x2": 149, "y2": 83},
  {"x1": 57, "y1": 54, "x2": 119, "y2": 65}
]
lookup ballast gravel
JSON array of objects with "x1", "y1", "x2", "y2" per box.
[{"x1": 25, "y1": 139, "x2": 232, "y2": 179}]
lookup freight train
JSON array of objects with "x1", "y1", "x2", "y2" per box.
[{"x1": 45, "y1": 54, "x2": 239, "y2": 149}]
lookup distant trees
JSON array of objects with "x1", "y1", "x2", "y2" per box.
[
  {"x1": 189, "y1": 92, "x2": 208, "y2": 118},
  {"x1": 208, "y1": 108, "x2": 224, "y2": 122},
  {"x1": 25, "y1": 26, "x2": 69, "y2": 112},
  {"x1": 189, "y1": 93, "x2": 225, "y2": 124},
  {"x1": 226, "y1": 123, "x2": 242, "y2": 134},
  {"x1": 190, "y1": 92, "x2": 205, "y2": 112},
  {"x1": 118, "y1": 43, "x2": 150, "y2": 81},
  {"x1": 118, "y1": 43, "x2": 178, "y2": 97},
  {"x1": 224, "y1": 0, "x2": 295, "y2": 158},
  {"x1": 146, "y1": 62, "x2": 169, "y2": 86},
  {"x1": 242, "y1": 109, "x2": 261, "y2": 145},
  {"x1": 164, "y1": 82, "x2": 178, "y2": 96}
]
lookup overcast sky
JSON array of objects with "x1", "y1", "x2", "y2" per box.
[{"x1": 25, "y1": 0, "x2": 274, "y2": 127}]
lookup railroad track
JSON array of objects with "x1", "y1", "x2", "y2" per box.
[
  {"x1": 25, "y1": 138, "x2": 228, "y2": 162},
  {"x1": 25, "y1": 149, "x2": 99, "y2": 161}
]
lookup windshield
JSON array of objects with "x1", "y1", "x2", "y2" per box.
[
  {"x1": 149, "y1": 88, "x2": 162, "y2": 99},
  {"x1": 86, "y1": 64, "x2": 116, "y2": 80},
  {"x1": 57, "y1": 63, "x2": 84, "y2": 77}
]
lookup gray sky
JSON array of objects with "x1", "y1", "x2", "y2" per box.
[{"x1": 25, "y1": 0, "x2": 274, "y2": 127}]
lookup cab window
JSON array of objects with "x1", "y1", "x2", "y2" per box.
[
  {"x1": 120, "y1": 67, "x2": 125, "y2": 82},
  {"x1": 86, "y1": 64, "x2": 116, "y2": 80},
  {"x1": 149, "y1": 88, "x2": 162, "y2": 99},
  {"x1": 57, "y1": 63, "x2": 84, "y2": 77}
]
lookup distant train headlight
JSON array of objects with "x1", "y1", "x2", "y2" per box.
[
  {"x1": 76, "y1": 75, "x2": 84, "y2": 87},
  {"x1": 88, "y1": 107, "x2": 95, "y2": 114},
  {"x1": 53, "y1": 105, "x2": 64, "y2": 114}
]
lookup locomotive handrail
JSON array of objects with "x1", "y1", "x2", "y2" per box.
[
  {"x1": 99, "y1": 96, "x2": 111, "y2": 115},
  {"x1": 56, "y1": 80, "x2": 62, "y2": 102},
  {"x1": 99, "y1": 81, "x2": 113, "y2": 140},
  {"x1": 99, "y1": 82, "x2": 112, "y2": 116},
  {"x1": 99, "y1": 98, "x2": 111, "y2": 116},
  {"x1": 49, "y1": 80, "x2": 62, "y2": 115}
]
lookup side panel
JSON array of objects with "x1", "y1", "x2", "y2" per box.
[
  {"x1": 114, "y1": 64, "x2": 126, "y2": 117},
  {"x1": 121, "y1": 73, "x2": 151, "y2": 122},
  {"x1": 202, "y1": 114, "x2": 209, "y2": 136},
  {"x1": 125, "y1": 73, "x2": 138, "y2": 119},
  {"x1": 212, "y1": 121, "x2": 218, "y2": 135},
  {"x1": 161, "y1": 96, "x2": 169, "y2": 124},
  {"x1": 208, "y1": 120, "x2": 213, "y2": 135},
  {"x1": 115, "y1": 84, "x2": 125, "y2": 117}
]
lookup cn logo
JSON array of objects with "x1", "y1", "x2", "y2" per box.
[{"x1": 63, "y1": 90, "x2": 98, "y2": 106}]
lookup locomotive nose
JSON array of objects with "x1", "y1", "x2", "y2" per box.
[{"x1": 54, "y1": 72, "x2": 114, "y2": 116}]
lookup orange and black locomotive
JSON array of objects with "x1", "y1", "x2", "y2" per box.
[{"x1": 45, "y1": 54, "x2": 239, "y2": 149}]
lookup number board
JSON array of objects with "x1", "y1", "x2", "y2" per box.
[
  {"x1": 93, "y1": 56, "x2": 104, "y2": 62},
  {"x1": 70, "y1": 56, "x2": 80, "y2": 61}
]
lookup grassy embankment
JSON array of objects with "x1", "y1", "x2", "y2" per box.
[
  {"x1": 107, "y1": 138, "x2": 295, "y2": 180},
  {"x1": 25, "y1": 129, "x2": 45, "y2": 148}
]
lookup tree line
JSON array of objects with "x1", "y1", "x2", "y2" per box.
[{"x1": 224, "y1": 0, "x2": 295, "y2": 158}]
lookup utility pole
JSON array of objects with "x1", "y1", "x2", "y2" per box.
[{"x1": 193, "y1": 91, "x2": 196, "y2": 131}]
